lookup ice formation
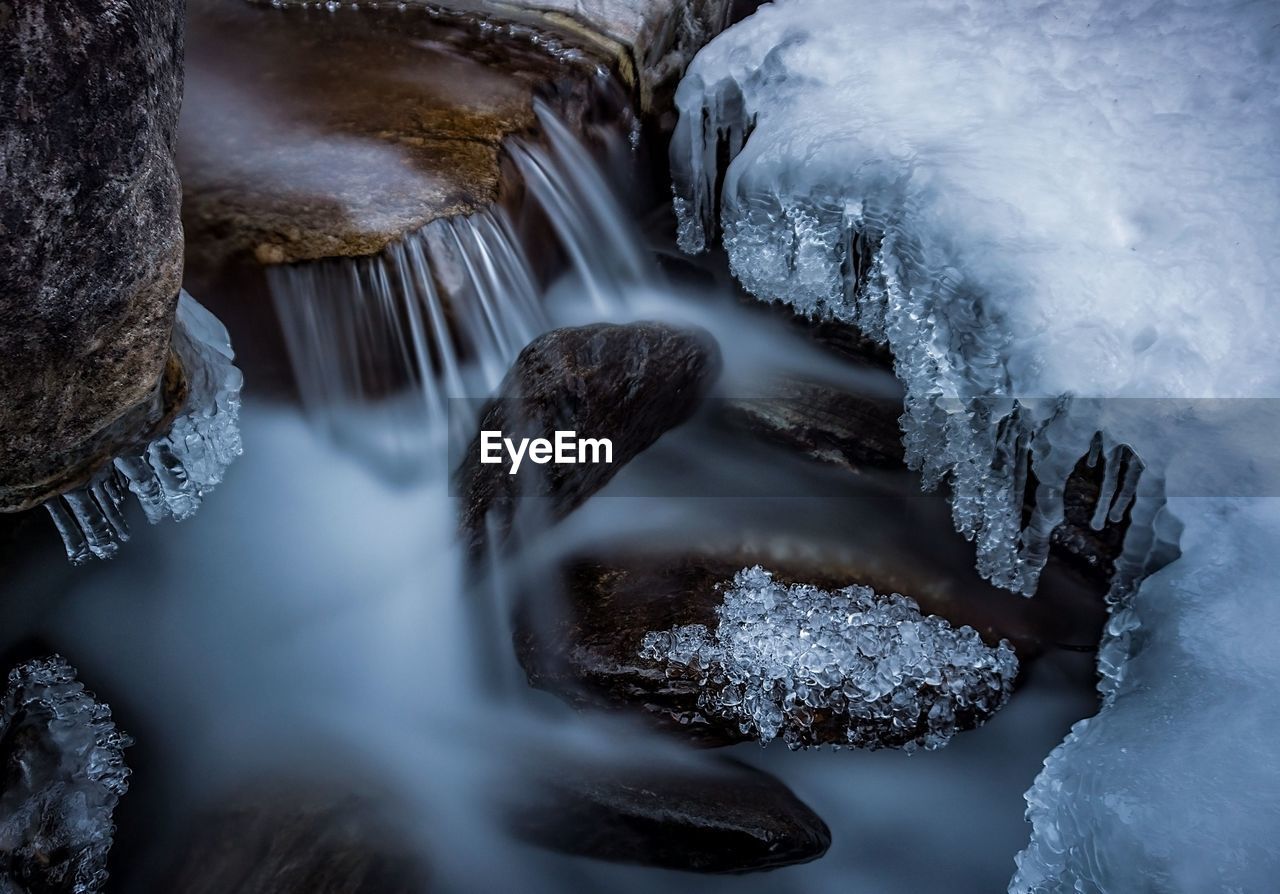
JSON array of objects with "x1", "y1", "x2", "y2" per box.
[
  {"x1": 44, "y1": 292, "x2": 244, "y2": 563},
  {"x1": 0, "y1": 657, "x2": 132, "y2": 894},
  {"x1": 671, "y1": 0, "x2": 1278, "y2": 594},
  {"x1": 671, "y1": 0, "x2": 1280, "y2": 889},
  {"x1": 640, "y1": 566, "x2": 1017, "y2": 752}
]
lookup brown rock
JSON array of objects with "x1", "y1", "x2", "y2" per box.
[{"x1": 179, "y1": 0, "x2": 611, "y2": 272}]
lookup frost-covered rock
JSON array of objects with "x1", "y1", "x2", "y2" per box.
[
  {"x1": 0, "y1": 658, "x2": 131, "y2": 894},
  {"x1": 641, "y1": 566, "x2": 1017, "y2": 751},
  {"x1": 42, "y1": 292, "x2": 244, "y2": 564},
  {"x1": 1013, "y1": 500, "x2": 1280, "y2": 893}
]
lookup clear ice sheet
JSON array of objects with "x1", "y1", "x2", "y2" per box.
[
  {"x1": 44, "y1": 291, "x2": 244, "y2": 563},
  {"x1": 640, "y1": 566, "x2": 1017, "y2": 752},
  {"x1": 670, "y1": 1, "x2": 1280, "y2": 889},
  {"x1": 0, "y1": 657, "x2": 131, "y2": 894}
]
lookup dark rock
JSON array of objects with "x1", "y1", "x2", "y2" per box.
[
  {"x1": 457, "y1": 322, "x2": 720, "y2": 554},
  {"x1": 156, "y1": 789, "x2": 430, "y2": 894},
  {"x1": 514, "y1": 546, "x2": 1105, "y2": 746},
  {"x1": 0, "y1": 0, "x2": 185, "y2": 511},
  {"x1": 0, "y1": 657, "x2": 132, "y2": 894},
  {"x1": 720, "y1": 375, "x2": 906, "y2": 473},
  {"x1": 505, "y1": 755, "x2": 829, "y2": 873}
]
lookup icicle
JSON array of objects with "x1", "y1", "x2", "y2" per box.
[{"x1": 44, "y1": 292, "x2": 243, "y2": 564}]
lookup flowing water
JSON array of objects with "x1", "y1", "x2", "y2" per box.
[{"x1": 1, "y1": 20, "x2": 1104, "y2": 894}]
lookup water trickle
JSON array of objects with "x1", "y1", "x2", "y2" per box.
[
  {"x1": 45, "y1": 292, "x2": 244, "y2": 564},
  {"x1": 509, "y1": 100, "x2": 656, "y2": 311},
  {"x1": 269, "y1": 207, "x2": 545, "y2": 476},
  {"x1": 268, "y1": 102, "x2": 650, "y2": 477}
]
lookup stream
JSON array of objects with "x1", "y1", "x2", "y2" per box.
[{"x1": 0, "y1": 4, "x2": 1118, "y2": 892}]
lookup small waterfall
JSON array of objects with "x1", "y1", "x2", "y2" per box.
[
  {"x1": 45, "y1": 292, "x2": 244, "y2": 562},
  {"x1": 267, "y1": 102, "x2": 651, "y2": 477},
  {"x1": 509, "y1": 99, "x2": 655, "y2": 311},
  {"x1": 269, "y1": 208, "x2": 544, "y2": 476}
]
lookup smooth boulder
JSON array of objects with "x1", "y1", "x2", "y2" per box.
[
  {"x1": 505, "y1": 755, "x2": 830, "y2": 873},
  {"x1": 457, "y1": 322, "x2": 720, "y2": 554}
]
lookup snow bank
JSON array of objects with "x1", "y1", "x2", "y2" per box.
[{"x1": 670, "y1": 0, "x2": 1280, "y2": 888}]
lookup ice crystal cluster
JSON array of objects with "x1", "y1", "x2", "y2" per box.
[
  {"x1": 0, "y1": 658, "x2": 132, "y2": 894},
  {"x1": 44, "y1": 292, "x2": 243, "y2": 563},
  {"x1": 640, "y1": 566, "x2": 1017, "y2": 752},
  {"x1": 671, "y1": 0, "x2": 1280, "y2": 889}
]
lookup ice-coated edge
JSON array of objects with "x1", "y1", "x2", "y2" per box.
[
  {"x1": 671, "y1": 61, "x2": 1177, "y2": 597},
  {"x1": 0, "y1": 656, "x2": 132, "y2": 894},
  {"x1": 640, "y1": 565, "x2": 1017, "y2": 752},
  {"x1": 44, "y1": 291, "x2": 244, "y2": 563}
]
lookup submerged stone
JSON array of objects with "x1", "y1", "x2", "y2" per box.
[
  {"x1": 506, "y1": 755, "x2": 830, "y2": 873},
  {"x1": 156, "y1": 788, "x2": 430, "y2": 894},
  {"x1": 0, "y1": 0, "x2": 185, "y2": 511},
  {"x1": 0, "y1": 657, "x2": 132, "y2": 894}
]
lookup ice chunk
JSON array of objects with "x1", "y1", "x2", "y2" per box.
[
  {"x1": 1013, "y1": 499, "x2": 1280, "y2": 893},
  {"x1": 640, "y1": 565, "x2": 1017, "y2": 752},
  {"x1": 0, "y1": 657, "x2": 132, "y2": 894},
  {"x1": 45, "y1": 291, "x2": 244, "y2": 563},
  {"x1": 671, "y1": 0, "x2": 1280, "y2": 593}
]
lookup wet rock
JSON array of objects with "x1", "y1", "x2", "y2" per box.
[
  {"x1": 442, "y1": 0, "x2": 736, "y2": 115},
  {"x1": 0, "y1": 0, "x2": 185, "y2": 511},
  {"x1": 157, "y1": 789, "x2": 429, "y2": 894},
  {"x1": 0, "y1": 657, "x2": 132, "y2": 894},
  {"x1": 457, "y1": 322, "x2": 720, "y2": 554},
  {"x1": 506, "y1": 755, "x2": 829, "y2": 873},
  {"x1": 721, "y1": 374, "x2": 906, "y2": 473},
  {"x1": 180, "y1": 0, "x2": 613, "y2": 273},
  {"x1": 515, "y1": 545, "x2": 1104, "y2": 746}
]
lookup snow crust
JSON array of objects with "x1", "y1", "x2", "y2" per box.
[
  {"x1": 640, "y1": 565, "x2": 1016, "y2": 752},
  {"x1": 670, "y1": 1, "x2": 1280, "y2": 889}
]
